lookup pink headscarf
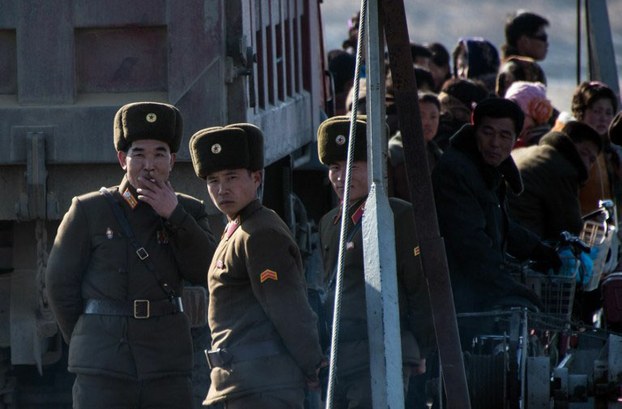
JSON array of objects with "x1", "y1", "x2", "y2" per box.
[{"x1": 504, "y1": 81, "x2": 553, "y2": 125}]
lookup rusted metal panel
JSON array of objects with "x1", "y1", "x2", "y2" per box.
[
  {"x1": 381, "y1": 0, "x2": 471, "y2": 407},
  {"x1": 74, "y1": 0, "x2": 166, "y2": 26},
  {"x1": 0, "y1": 1, "x2": 227, "y2": 165},
  {"x1": 17, "y1": 0, "x2": 74, "y2": 104},
  {"x1": 0, "y1": 0, "x2": 321, "y2": 212},
  {"x1": 75, "y1": 27, "x2": 168, "y2": 94},
  {"x1": 0, "y1": 30, "x2": 16, "y2": 94},
  {"x1": 0, "y1": 0, "x2": 16, "y2": 27}
]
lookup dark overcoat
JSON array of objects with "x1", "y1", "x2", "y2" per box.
[{"x1": 431, "y1": 124, "x2": 541, "y2": 312}]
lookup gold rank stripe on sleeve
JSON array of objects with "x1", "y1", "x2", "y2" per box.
[{"x1": 260, "y1": 269, "x2": 278, "y2": 283}]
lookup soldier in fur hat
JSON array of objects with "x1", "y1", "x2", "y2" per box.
[
  {"x1": 46, "y1": 101, "x2": 216, "y2": 409},
  {"x1": 316, "y1": 115, "x2": 435, "y2": 408},
  {"x1": 189, "y1": 124, "x2": 324, "y2": 409}
]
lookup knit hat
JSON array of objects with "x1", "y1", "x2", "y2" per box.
[
  {"x1": 472, "y1": 97, "x2": 524, "y2": 135},
  {"x1": 453, "y1": 37, "x2": 500, "y2": 81},
  {"x1": 114, "y1": 102, "x2": 183, "y2": 153},
  {"x1": 317, "y1": 115, "x2": 368, "y2": 165},
  {"x1": 189, "y1": 123, "x2": 264, "y2": 179},
  {"x1": 504, "y1": 81, "x2": 553, "y2": 126}
]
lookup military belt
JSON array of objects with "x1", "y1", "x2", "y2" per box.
[
  {"x1": 205, "y1": 339, "x2": 286, "y2": 369},
  {"x1": 83, "y1": 298, "x2": 183, "y2": 319}
]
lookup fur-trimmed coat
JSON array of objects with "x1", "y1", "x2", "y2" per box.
[
  {"x1": 509, "y1": 131, "x2": 588, "y2": 240},
  {"x1": 432, "y1": 124, "x2": 541, "y2": 312}
]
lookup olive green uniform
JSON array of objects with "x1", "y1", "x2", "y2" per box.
[
  {"x1": 319, "y1": 197, "x2": 435, "y2": 408},
  {"x1": 204, "y1": 199, "x2": 323, "y2": 406},
  {"x1": 46, "y1": 176, "x2": 215, "y2": 407}
]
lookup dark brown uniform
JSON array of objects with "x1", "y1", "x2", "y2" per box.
[
  {"x1": 319, "y1": 197, "x2": 436, "y2": 408},
  {"x1": 46, "y1": 176, "x2": 215, "y2": 408},
  {"x1": 204, "y1": 199, "x2": 324, "y2": 407}
]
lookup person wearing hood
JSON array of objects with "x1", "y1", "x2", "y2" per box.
[
  {"x1": 452, "y1": 37, "x2": 500, "y2": 94},
  {"x1": 504, "y1": 81, "x2": 554, "y2": 148},
  {"x1": 509, "y1": 121, "x2": 602, "y2": 240},
  {"x1": 432, "y1": 98, "x2": 561, "y2": 318}
]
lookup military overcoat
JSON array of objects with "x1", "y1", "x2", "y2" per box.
[
  {"x1": 46, "y1": 176, "x2": 215, "y2": 380},
  {"x1": 319, "y1": 197, "x2": 436, "y2": 377},
  {"x1": 205, "y1": 199, "x2": 323, "y2": 404}
]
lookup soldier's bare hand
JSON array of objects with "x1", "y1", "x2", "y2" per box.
[
  {"x1": 136, "y1": 177, "x2": 178, "y2": 219},
  {"x1": 306, "y1": 358, "x2": 328, "y2": 391}
]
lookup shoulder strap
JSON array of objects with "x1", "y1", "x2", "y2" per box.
[{"x1": 99, "y1": 187, "x2": 176, "y2": 299}]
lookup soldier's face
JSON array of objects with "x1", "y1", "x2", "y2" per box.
[
  {"x1": 474, "y1": 117, "x2": 516, "y2": 167},
  {"x1": 328, "y1": 160, "x2": 369, "y2": 204},
  {"x1": 117, "y1": 139, "x2": 175, "y2": 189},
  {"x1": 206, "y1": 168, "x2": 261, "y2": 220}
]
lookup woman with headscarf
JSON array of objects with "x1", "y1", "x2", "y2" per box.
[
  {"x1": 452, "y1": 37, "x2": 500, "y2": 94},
  {"x1": 504, "y1": 81, "x2": 554, "y2": 148}
]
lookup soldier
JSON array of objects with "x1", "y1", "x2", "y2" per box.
[
  {"x1": 46, "y1": 101, "x2": 216, "y2": 409},
  {"x1": 317, "y1": 115, "x2": 436, "y2": 408},
  {"x1": 189, "y1": 124, "x2": 325, "y2": 409}
]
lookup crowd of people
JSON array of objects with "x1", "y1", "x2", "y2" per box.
[
  {"x1": 42, "y1": 7, "x2": 622, "y2": 409},
  {"x1": 324, "y1": 7, "x2": 622, "y2": 408}
]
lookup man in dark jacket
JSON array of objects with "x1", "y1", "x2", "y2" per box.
[
  {"x1": 318, "y1": 115, "x2": 435, "y2": 408},
  {"x1": 509, "y1": 121, "x2": 602, "y2": 240},
  {"x1": 46, "y1": 102, "x2": 216, "y2": 409},
  {"x1": 189, "y1": 124, "x2": 324, "y2": 409},
  {"x1": 432, "y1": 98, "x2": 560, "y2": 316}
]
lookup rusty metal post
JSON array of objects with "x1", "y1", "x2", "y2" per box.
[{"x1": 379, "y1": 0, "x2": 472, "y2": 407}]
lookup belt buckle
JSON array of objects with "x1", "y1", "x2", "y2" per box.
[
  {"x1": 204, "y1": 349, "x2": 216, "y2": 369},
  {"x1": 133, "y1": 299, "x2": 150, "y2": 319},
  {"x1": 204, "y1": 348, "x2": 232, "y2": 369},
  {"x1": 136, "y1": 247, "x2": 149, "y2": 260}
]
